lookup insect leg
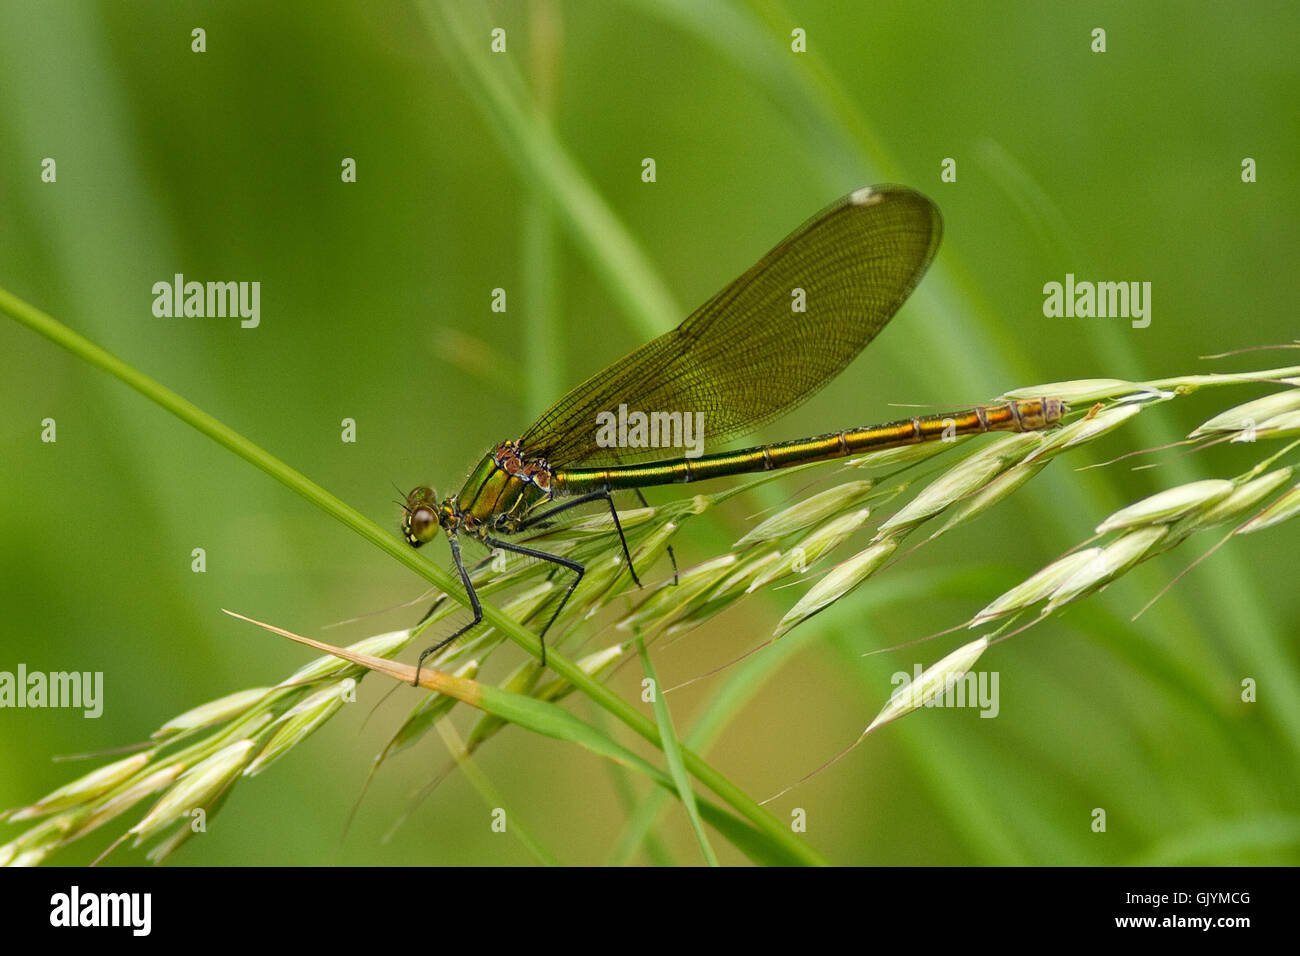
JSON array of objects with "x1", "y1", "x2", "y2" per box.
[
  {"x1": 481, "y1": 535, "x2": 584, "y2": 667},
  {"x1": 414, "y1": 535, "x2": 482, "y2": 687},
  {"x1": 632, "y1": 487, "x2": 678, "y2": 585},
  {"x1": 415, "y1": 550, "x2": 496, "y2": 627},
  {"x1": 517, "y1": 488, "x2": 642, "y2": 588}
]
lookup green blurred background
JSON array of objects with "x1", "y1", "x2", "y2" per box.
[{"x1": 1, "y1": 0, "x2": 1297, "y2": 865}]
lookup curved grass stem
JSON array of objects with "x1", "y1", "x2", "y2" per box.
[{"x1": 0, "y1": 284, "x2": 828, "y2": 867}]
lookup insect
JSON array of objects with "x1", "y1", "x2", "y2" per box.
[{"x1": 402, "y1": 185, "x2": 1064, "y2": 680}]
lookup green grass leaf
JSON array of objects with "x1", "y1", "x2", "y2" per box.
[{"x1": 637, "y1": 635, "x2": 719, "y2": 866}]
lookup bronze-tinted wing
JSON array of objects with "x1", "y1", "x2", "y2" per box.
[{"x1": 521, "y1": 184, "x2": 942, "y2": 466}]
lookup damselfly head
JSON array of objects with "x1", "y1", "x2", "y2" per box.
[{"x1": 402, "y1": 485, "x2": 441, "y2": 547}]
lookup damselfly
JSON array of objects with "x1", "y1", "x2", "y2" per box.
[{"x1": 402, "y1": 185, "x2": 1064, "y2": 679}]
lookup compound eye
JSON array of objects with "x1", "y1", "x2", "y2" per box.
[
  {"x1": 406, "y1": 485, "x2": 436, "y2": 506},
  {"x1": 405, "y1": 504, "x2": 439, "y2": 546}
]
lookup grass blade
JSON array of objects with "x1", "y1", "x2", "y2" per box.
[
  {"x1": 0, "y1": 286, "x2": 826, "y2": 866},
  {"x1": 226, "y1": 609, "x2": 814, "y2": 866},
  {"x1": 636, "y1": 635, "x2": 719, "y2": 866}
]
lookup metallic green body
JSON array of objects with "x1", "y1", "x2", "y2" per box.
[{"x1": 453, "y1": 451, "x2": 550, "y2": 532}]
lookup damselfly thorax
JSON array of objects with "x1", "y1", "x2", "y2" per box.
[{"x1": 402, "y1": 441, "x2": 556, "y2": 544}]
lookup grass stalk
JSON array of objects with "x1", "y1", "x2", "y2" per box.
[{"x1": 0, "y1": 283, "x2": 825, "y2": 866}]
